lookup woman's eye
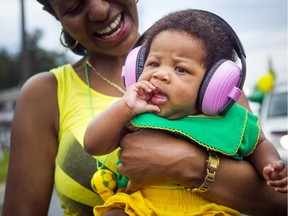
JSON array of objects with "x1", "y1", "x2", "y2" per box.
[
  {"x1": 65, "y1": 2, "x2": 82, "y2": 15},
  {"x1": 175, "y1": 66, "x2": 187, "y2": 73}
]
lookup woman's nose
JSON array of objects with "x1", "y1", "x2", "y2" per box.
[{"x1": 88, "y1": 0, "x2": 110, "y2": 21}]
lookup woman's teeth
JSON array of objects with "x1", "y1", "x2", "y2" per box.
[{"x1": 96, "y1": 14, "x2": 123, "y2": 39}]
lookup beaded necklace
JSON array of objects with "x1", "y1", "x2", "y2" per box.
[{"x1": 84, "y1": 57, "x2": 118, "y2": 201}]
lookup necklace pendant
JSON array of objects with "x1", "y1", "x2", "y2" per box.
[{"x1": 91, "y1": 168, "x2": 117, "y2": 201}]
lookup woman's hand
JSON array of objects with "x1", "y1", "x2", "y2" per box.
[
  {"x1": 117, "y1": 128, "x2": 287, "y2": 215},
  {"x1": 117, "y1": 129, "x2": 207, "y2": 193}
]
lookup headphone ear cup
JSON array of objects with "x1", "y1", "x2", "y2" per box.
[
  {"x1": 121, "y1": 46, "x2": 147, "y2": 88},
  {"x1": 197, "y1": 60, "x2": 243, "y2": 115},
  {"x1": 135, "y1": 46, "x2": 147, "y2": 81}
]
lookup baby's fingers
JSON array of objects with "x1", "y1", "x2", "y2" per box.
[
  {"x1": 263, "y1": 165, "x2": 274, "y2": 181},
  {"x1": 272, "y1": 160, "x2": 287, "y2": 172},
  {"x1": 146, "y1": 104, "x2": 161, "y2": 113},
  {"x1": 138, "y1": 81, "x2": 156, "y2": 92},
  {"x1": 267, "y1": 177, "x2": 288, "y2": 193},
  {"x1": 274, "y1": 187, "x2": 288, "y2": 193}
]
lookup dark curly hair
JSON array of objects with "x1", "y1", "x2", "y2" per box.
[
  {"x1": 142, "y1": 9, "x2": 240, "y2": 71},
  {"x1": 36, "y1": 0, "x2": 87, "y2": 56}
]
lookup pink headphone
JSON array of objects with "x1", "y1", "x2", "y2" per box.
[{"x1": 122, "y1": 11, "x2": 246, "y2": 116}]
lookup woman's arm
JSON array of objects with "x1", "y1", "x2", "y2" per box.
[
  {"x1": 118, "y1": 129, "x2": 287, "y2": 215},
  {"x1": 2, "y1": 73, "x2": 59, "y2": 216},
  {"x1": 202, "y1": 153, "x2": 287, "y2": 215}
]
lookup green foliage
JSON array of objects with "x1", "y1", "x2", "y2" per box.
[
  {"x1": 0, "y1": 148, "x2": 9, "y2": 183},
  {"x1": 0, "y1": 29, "x2": 72, "y2": 90},
  {"x1": 27, "y1": 30, "x2": 71, "y2": 76},
  {"x1": 0, "y1": 50, "x2": 19, "y2": 89}
]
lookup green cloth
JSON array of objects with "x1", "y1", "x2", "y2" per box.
[{"x1": 131, "y1": 104, "x2": 260, "y2": 160}]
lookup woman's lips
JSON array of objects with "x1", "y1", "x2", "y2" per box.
[{"x1": 95, "y1": 13, "x2": 123, "y2": 39}]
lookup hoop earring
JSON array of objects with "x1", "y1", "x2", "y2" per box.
[
  {"x1": 135, "y1": 0, "x2": 139, "y2": 3},
  {"x1": 59, "y1": 29, "x2": 79, "y2": 49}
]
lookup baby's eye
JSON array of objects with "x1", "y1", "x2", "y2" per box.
[
  {"x1": 175, "y1": 66, "x2": 187, "y2": 73},
  {"x1": 148, "y1": 62, "x2": 160, "y2": 67}
]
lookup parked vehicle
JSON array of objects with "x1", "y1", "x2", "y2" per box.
[{"x1": 260, "y1": 82, "x2": 288, "y2": 162}]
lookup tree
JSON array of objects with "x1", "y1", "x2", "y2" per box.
[
  {"x1": 0, "y1": 29, "x2": 71, "y2": 90},
  {"x1": 27, "y1": 29, "x2": 71, "y2": 77},
  {"x1": 0, "y1": 50, "x2": 19, "y2": 89}
]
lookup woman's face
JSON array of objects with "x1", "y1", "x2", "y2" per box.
[
  {"x1": 50, "y1": 0, "x2": 139, "y2": 56},
  {"x1": 139, "y1": 30, "x2": 207, "y2": 119}
]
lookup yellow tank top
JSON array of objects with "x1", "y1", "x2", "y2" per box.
[{"x1": 51, "y1": 64, "x2": 120, "y2": 215}]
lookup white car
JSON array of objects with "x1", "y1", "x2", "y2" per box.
[{"x1": 260, "y1": 82, "x2": 288, "y2": 162}]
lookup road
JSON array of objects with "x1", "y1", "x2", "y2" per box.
[{"x1": 0, "y1": 183, "x2": 63, "y2": 216}]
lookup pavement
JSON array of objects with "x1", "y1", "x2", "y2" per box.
[
  {"x1": 0, "y1": 183, "x2": 63, "y2": 216},
  {"x1": 0, "y1": 183, "x2": 5, "y2": 215}
]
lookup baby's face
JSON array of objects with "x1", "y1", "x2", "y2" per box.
[{"x1": 139, "y1": 30, "x2": 207, "y2": 119}]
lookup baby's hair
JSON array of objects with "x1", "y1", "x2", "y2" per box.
[{"x1": 143, "y1": 9, "x2": 237, "y2": 71}]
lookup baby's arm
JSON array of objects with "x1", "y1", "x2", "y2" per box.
[
  {"x1": 248, "y1": 133, "x2": 287, "y2": 193},
  {"x1": 83, "y1": 81, "x2": 160, "y2": 156}
]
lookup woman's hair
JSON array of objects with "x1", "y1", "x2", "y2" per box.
[
  {"x1": 143, "y1": 9, "x2": 237, "y2": 71},
  {"x1": 36, "y1": 0, "x2": 87, "y2": 56},
  {"x1": 36, "y1": 0, "x2": 54, "y2": 16}
]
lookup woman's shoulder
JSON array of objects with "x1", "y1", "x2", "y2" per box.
[
  {"x1": 20, "y1": 64, "x2": 73, "y2": 97},
  {"x1": 21, "y1": 70, "x2": 58, "y2": 98},
  {"x1": 13, "y1": 70, "x2": 60, "y2": 132},
  {"x1": 16, "y1": 69, "x2": 60, "y2": 118}
]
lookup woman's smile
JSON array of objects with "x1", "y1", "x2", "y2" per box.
[{"x1": 95, "y1": 13, "x2": 124, "y2": 39}]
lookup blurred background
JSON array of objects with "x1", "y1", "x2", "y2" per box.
[{"x1": 0, "y1": 0, "x2": 287, "y2": 215}]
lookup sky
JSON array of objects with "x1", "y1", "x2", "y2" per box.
[{"x1": 0, "y1": 0, "x2": 287, "y2": 92}]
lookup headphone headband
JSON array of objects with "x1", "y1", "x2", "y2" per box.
[
  {"x1": 205, "y1": 11, "x2": 246, "y2": 89},
  {"x1": 194, "y1": 10, "x2": 247, "y2": 115}
]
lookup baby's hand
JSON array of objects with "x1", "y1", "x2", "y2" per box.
[
  {"x1": 263, "y1": 160, "x2": 287, "y2": 193},
  {"x1": 123, "y1": 81, "x2": 160, "y2": 115}
]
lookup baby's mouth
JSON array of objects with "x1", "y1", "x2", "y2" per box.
[
  {"x1": 151, "y1": 88, "x2": 168, "y2": 105},
  {"x1": 95, "y1": 14, "x2": 123, "y2": 39}
]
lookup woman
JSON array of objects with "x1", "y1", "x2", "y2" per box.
[{"x1": 2, "y1": 0, "x2": 287, "y2": 215}]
